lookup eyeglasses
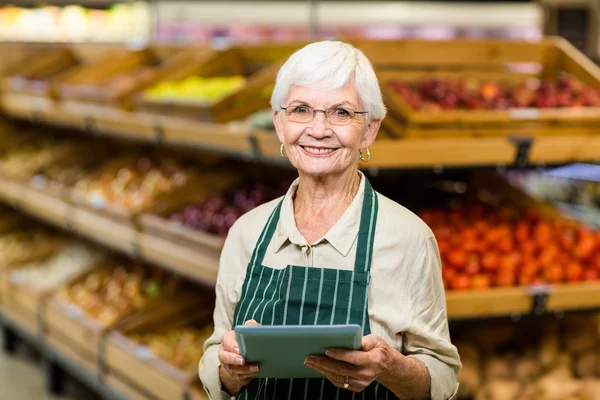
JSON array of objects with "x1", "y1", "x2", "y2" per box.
[{"x1": 280, "y1": 105, "x2": 368, "y2": 126}]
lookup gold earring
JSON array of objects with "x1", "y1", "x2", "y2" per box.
[
  {"x1": 280, "y1": 143, "x2": 287, "y2": 158},
  {"x1": 359, "y1": 148, "x2": 371, "y2": 162}
]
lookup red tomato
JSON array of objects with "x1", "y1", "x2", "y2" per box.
[
  {"x1": 498, "y1": 237, "x2": 514, "y2": 253},
  {"x1": 450, "y1": 274, "x2": 471, "y2": 291},
  {"x1": 565, "y1": 262, "x2": 583, "y2": 282},
  {"x1": 518, "y1": 272, "x2": 535, "y2": 286},
  {"x1": 448, "y1": 250, "x2": 468, "y2": 268},
  {"x1": 481, "y1": 253, "x2": 500, "y2": 271},
  {"x1": 520, "y1": 240, "x2": 537, "y2": 255},
  {"x1": 500, "y1": 252, "x2": 521, "y2": 272},
  {"x1": 443, "y1": 268, "x2": 457, "y2": 282},
  {"x1": 583, "y1": 269, "x2": 599, "y2": 281},
  {"x1": 465, "y1": 260, "x2": 481, "y2": 276},
  {"x1": 544, "y1": 264, "x2": 564, "y2": 283},
  {"x1": 574, "y1": 237, "x2": 596, "y2": 260},
  {"x1": 471, "y1": 274, "x2": 491, "y2": 290},
  {"x1": 515, "y1": 221, "x2": 530, "y2": 243},
  {"x1": 534, "y1": 223, "x2": 553, "y2": 247},
  {"x1": 495, "y1": 271, "x2": 516, "y2": 287},
  {"x1": 560, "y1": 228, "x2": 576, "y2": 250},
  {"x1": 539, "y1": 245, "x2": 559, "y2": 267}
]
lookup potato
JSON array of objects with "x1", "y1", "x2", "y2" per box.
[
  {"x1": 515, "y1": 356, "x2": 542, "y2": 382},
  {"x1": 457, "y1": 362, "x2": 481, "y2": 397},
  {"x1": 455, "y1": 341, "x2": 481, "y2": 363},
  {"x1": 565, "y1": 328, "x2": 599, "y2": 355},
  {"x1": 537, "y1": 370, "x2": 583, "y2": 400},
  {"x1": 581, "y1": 379, "x2": 600, "y2": 400},
  {"x1": 576, "y1": 353, "x2": 599, "y2": 378},
  {"x1": 485, "y1": 379, "x2": 522, "y2": 400},
  {"x1": 540, "y1": 330, "x2": 560, "y2": 369},
  {"x1": 486, "y1": 356, "x2": 514, "y2": 380}
]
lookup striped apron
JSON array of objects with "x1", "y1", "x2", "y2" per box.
[{"x1": 232, "y1": 178, "x2": 397, "y2": 400}]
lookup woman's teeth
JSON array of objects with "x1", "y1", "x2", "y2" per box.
[{"x1": 303, "y1": 146, "x2": 336, "y2": 155}]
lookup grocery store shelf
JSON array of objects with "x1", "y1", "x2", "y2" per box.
[
  {"x1": 0, "y1": 174, "x2": 220, "y2": 286},
  {"x1": 0, "y1": 311, "x2": 128, "y2": 400},
  {"x1": 7, "y1": 93, "x2": 599, "y2": 170},
  {"x1": 2, "y1": 174, "x2": 600, "y2": 321}
]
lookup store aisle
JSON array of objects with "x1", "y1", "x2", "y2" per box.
[{"x1": 0, "y1": 330, "x2": 93, "y2": 400}]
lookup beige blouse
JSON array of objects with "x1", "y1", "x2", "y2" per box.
[{"x1": 199, "y1": 172, "x2": 461, "y2": 400}]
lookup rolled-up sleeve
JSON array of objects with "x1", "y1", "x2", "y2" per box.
[
  {"x1": 199, "y1": 222, "x2": 245, "y2": 400},
  {"x1": 403, "y1": 237, "x2": 461, "y2": 400}
]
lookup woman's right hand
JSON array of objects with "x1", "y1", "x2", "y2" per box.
[{"x1": 219, "y1": 319, "x2": 261, "y2": 395}]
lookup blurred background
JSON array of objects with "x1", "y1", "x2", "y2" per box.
[{"x1": 2, "y1": 1, "x2": 600, "y2": 400}]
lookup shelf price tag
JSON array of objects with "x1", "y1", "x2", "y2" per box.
[
  {"x1": 527, "y1": 284, "x2": 553, "y2": 316},
  {"x1": 9, "y1": 271, "x2": 24, "y2": 285},
  {"x1": 508, "y1": 135, "x2": 534, "y2": 168},
  {"x1": 66, "y1": 304, "x2": 83, "y2": 319},
  {"x1": 30, "y1": 175, "x2": 48, "y2": 190},
  {"x1": 135, "y1": 346, "x2": 154, "y2": 360},
  {"x1": 509, "y1": 108, "x2": 540, "y2": 120}
]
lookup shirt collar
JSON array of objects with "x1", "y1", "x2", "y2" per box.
[{"x1": 272, "y1": 171, "x2": 366, "y2": 257}]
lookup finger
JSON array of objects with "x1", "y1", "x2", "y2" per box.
[
  {"x1": 361, "y1": 335, "x2": 380, "y2": 352},
  {"x1": 221, "y1": 331, "x2": 240, "y2": 354},
  {"x1": 306, "y1": 365, "x2": 362, "y2": 393},
  {"x1": 219, "y1": 348, "x2": 246, "y2": 367},
  {"x1": 226, "y1": 364, "x2": 261, "y2": 376},
  {"x1": 325, "y1": 349, "x2": 367, "y2": 366},
  {"x1": 245, "y1": 319, "x2": 261, "y2": 326},
  {"x1": 305, "y1": 355, "x2": 355, "y2": 376}
]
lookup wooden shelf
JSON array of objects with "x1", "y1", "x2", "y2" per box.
[
  {"x1": 0, "y1": 173, "x2": 599, "y2": 320},
  {"x1": 6, "y1": 93, "x2": 600, "y2": 170}
]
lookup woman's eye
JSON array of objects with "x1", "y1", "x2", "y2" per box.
[
  {"x1": 293, "y1": 106, "x2": 309, "y2": 114},
  {"x1": 334, "y1": 108, "x2": 351, "y2": 117}
]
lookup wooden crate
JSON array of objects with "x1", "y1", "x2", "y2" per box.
[
  {"x1": 45, "y1": 298, "x2": 104, "y2": 366},
  {"x1": 2, "y1": 46, "x2": 80, "y2": 99},
  {"x1": 351, "y1": 37, "x2": 600, "y2": 137},
  {"x1": 0, "y1": 174, "x2": 24, "y2": 205},
  {"x1": 2, "y1": 277, "x2": 42, "y2": 335},
  {"x1": 137, "y1": 43, "x2": 305, "y2": 123},
  {"x1": 20, "y1": 184, "x2": 70, "y2": 229},
  {"x1": 138, "y1": 172, "x2": 237, "y2": 283},
  {"x1": 104, "y1": 307, "x2": 213, "y2": 400},
  {"x1": 56, "y1": 47, "x2": 207, "y2": 109}
]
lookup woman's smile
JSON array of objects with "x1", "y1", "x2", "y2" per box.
[{"x1": 299, "y1": 145, "x2": 340, "y2": 157}]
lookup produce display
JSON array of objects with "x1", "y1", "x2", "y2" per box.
[
  {"x1": 55, "y1": 264, "x2": 182, "y2": 327},
  {"x1": 0, "y1": 227, "x2": 63, "y2": 267},
  {"x1": 74, "y1": 155, "x2": 192, "y2": 212},
  {"x1": 9, "y1": 240, "x2": 107, "y2": 292},
  {"x1": 0, "y1": 138, "x2": 91, "y2": 179},
  {"x1": 129, "y1": 324, "x2": 213, "y2": 374},
  {"x1": 167, "y1": 181, "x2": 287, "y2": 236},
  {"x1": 419, "y1": 204, "x2": 600, "y2": 290},
  {"x1": 455, "y1": 315, "x2": 600, "y2": 400},
  {"x1": 142, "y1": 76, "x2": 246, "y2": 104},
  {"x1": 391, "y1": 75, "x2": 600, "y2": 111}
]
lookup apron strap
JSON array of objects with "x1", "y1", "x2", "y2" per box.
[
  {"x1": 249, "y1": 177, "x2": 378, "y2": 273},
  {"x1": 353, "y1": 178, "x2": 379, "y2": 274},
  {"x1": 249, "y1": 199, "x2": 284, "y2": 266}
]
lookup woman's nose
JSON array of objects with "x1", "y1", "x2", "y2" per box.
[{"x1": 309, "y1": 111, "x2": 330, "y2": 137}]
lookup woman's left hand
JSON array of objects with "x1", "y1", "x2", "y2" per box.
[{"x1": 304, "y1": 334, "x2": 395, "y2": 392}]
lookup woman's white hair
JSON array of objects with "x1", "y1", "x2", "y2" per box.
[{"x1": 270, "y1": 41, "x2": 387, "y2": 121}]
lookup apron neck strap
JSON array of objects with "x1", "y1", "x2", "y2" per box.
[
  {"x1": 249, "y1": 199, "x2": 283, "y2": 266},
  {"x1": 353, "y1": 178, "x2": 378, "y2": 274},
  {"x1": 249, "y1": 177, "x2": 379, "y2": 272}
]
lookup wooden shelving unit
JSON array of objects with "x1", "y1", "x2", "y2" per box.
[
  {"x1": 0, "y1": 172, "x2": 599, "y2": 321},
  {"x1": 6, "y1": 93, "x2": 600, "y2": 170}
]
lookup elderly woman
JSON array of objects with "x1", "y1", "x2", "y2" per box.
[{"x1": 199, "y1": 41, "x2": 461, "y2": 400}]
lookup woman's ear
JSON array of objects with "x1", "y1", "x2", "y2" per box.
[
  {"x1": 273, "y1": 111, "x2": 285, "y2": 143},
  {"x1": 362, "y1": 119, "x2": 381, "y2": 149}
]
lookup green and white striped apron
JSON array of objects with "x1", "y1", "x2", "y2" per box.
[{"x1": 232, "y1": 178, "x2": 397, "y2": 400}]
